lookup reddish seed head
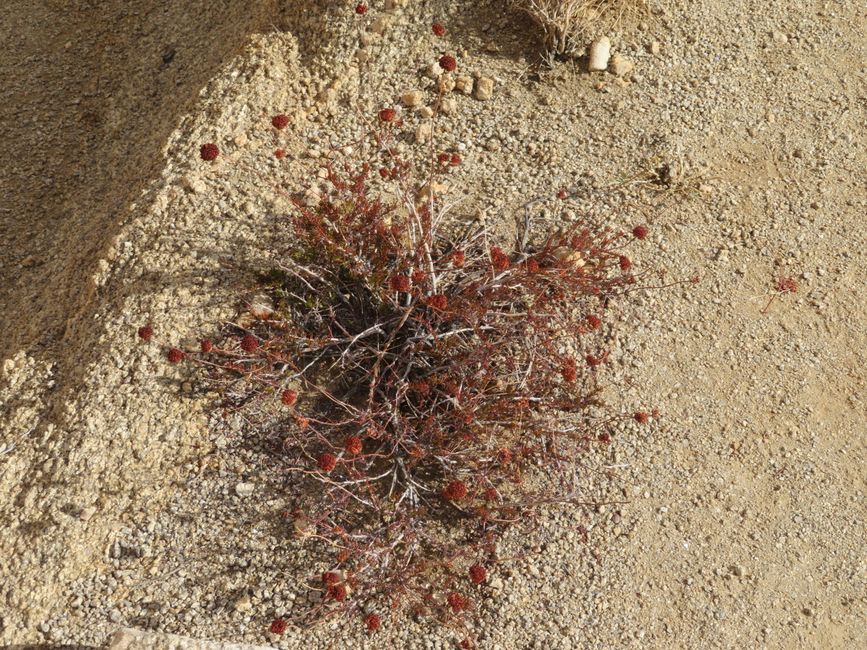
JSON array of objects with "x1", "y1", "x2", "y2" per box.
[
  {"x1": 447, "y1": 592, "x2": 468, "y2": 612},
  {"x1": 598, "y1": 432, "x2": 611, "y2": 443},
  {"x1": 328, "y1": 584, "x2": 348, "y2": 602},
  {"x1": 586, "y1": 314, "x2": 602, "y2": 330},
  {"x1": 450, "y1": 152, "x2": 462, "y2": 166},
  {"x1": 281, "y1": 389, "x2": 298, "y2": 407},
  {"x1": 451, "y1": 250, "x2": 465, "y2": 267},
  {"x1": 379, "y1": 167, "x2": 390, "y2": 179},
  {"x1": 365, "y1": 613, "x2": 381, "y2": 632},
  {"x1": 490, "y1": 246, "x2": 510, "y2": 272},
  {"x1": 389, "y1": 274, "x2": 410, "y2": 292},
  {"x1": 443, "y1": 480, "x2": 468, "y2": 501},
  {"x1": 776, "y1": 276, "x2": 798, "y2": 293},
  {"x1": 468, "y1": 564, "x2": 487, "y2": 585},
  {"x1": 322, "y1": 571, "x2": 341, "y2": 585},
  {"x1": 167, "y1": 348, "x2": 185, "y2": 364},
  {"x1": 269, "y1": 618, "x2": 288, "y2": 635},
  {"x1": 138, "y1": 325, "x2": 153, "y2": 342},
  {"x1": 459, "y1": 641, "x2": 473, "y2": 650},
  {"x1": 619, "y1": 255, "x2": 632, "y2": 271},
  {"x1": 586, "y1": 353, "x2": 603, "y2": 367},
  {"x1": 437, "y1": 152, "x2": 450, "y2": 165},
  {"x1": 274, "y1": 148, "x2": 286, "y2": 159},
  {"x1": 432, "y1": 23, "x2": 446, "y2": 37},
  {"x1": 426, "y1": 294, "x2": 448, "y2": 310},
  {"x1": 240, "y1": 334, "x2": 259, "y2": 353},
  {"x1": 561, "y1": 357, "x2": 577, "y2": 382},
  {"x1": 345, "y1": 435, "x2": 363, "y2": 456},
  {"x1": 271, "y1": 114, "x2": 289, "y2": 130},
  {"x1": 200, "y1": 339, "x2": 213, "y2": 353},
  {"x1": 199, "y1": 143, "x2": 219, "y2": 161},
  {"x1": 379, "y1": 107, "x2": 396, "y2": 122},
  {"x1": 632, "y1": 224, "x2": 648, "y2": 240},
  {"x1": 634, "y1": 411, "x2": 650, "y2": 424},
  {"x1": 293, "y1": 415, "x2": 310, "y2": 429},
  {"x1": 439, "y1": 54, "x2": 457, "y2": 72},
  {"x1": 318, "y1": 453, "x2": 337, "y2": 473},
  {"x1": 557, "y1": 188, "x2": 568, "y2": 199},
  {"x1": 355, "y1": 3, "x2": 368, "y2": 15},
  {"x1": 526, "y1": 258, "x2": 540, "y2": 274},
  {"x1": 412, "y1": 269, "x2": 427, "y2": 284}
]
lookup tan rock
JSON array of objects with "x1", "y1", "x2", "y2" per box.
[
  {"x1": 474, "y1": 77, "x2": 495, "y2": 101},
  {"x1": 454, "y1": 75, "x2": 474, "y2": 95},
  {"x1": 401, "y1": 89, "x2": 424, "y2": 107}
]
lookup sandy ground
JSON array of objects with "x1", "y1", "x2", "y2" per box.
[{"x1": 1, "y1": 0, "x2": 864, "y2": 648}]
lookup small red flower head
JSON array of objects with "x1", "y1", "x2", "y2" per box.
[
  {"x1": 526, "y1": 258, "x2": 540, "y2": 274},
  {"x1": 561, "y1": 357, "x2": 577, "y2": 382},
  {"x1": 447, "y1": 592, "x2": 468, "y2": 613},
  {"x1": 443, "y1": 480, "x2": 468, "y2": 501},
  {"x1": 557, "y1": 188, "x2": 568, "y2": 200},
  {"x1": 379, "y1": 107, "x2": 396, "y2": 123},
  {"x1": 199, "y1": 143, "x2": 219, "y2": 161},
  {"x1": 586, "y1": 314, "x2": 602, "y2": 330},
  {"x1": 138, "y1": 325, "x2": 154, "y2": 342},
  {"x1": 281, "y1": 389, "x2": 298, "y2": 407},
  {"x1": 490, "y1": 246, "x2": 510, "y2": 272},
  {"x1": 240, "y1": 334, "x2": 259, "y2": 353},
  {"x1": 364, "y1": 613, "x2": 381, "y2": 632},
  {"x1": 459, "y1": 641, "x2": 473, "y2": 650},
  {"x1": 389, "y1": 274, "x2": 410, "y2": 292},
  {"x1": 426, "y1": 294, "x2": 448, "y2": 310},
  {"x1": 318, "y1": 453, "x2": 337, "y2": 473},
  {"x1": 327, "y1": 583, "x2": 348, "y2": 602},
  {"x1": 271, "y1": 114, "x2": 289, "y2": 130},
  {"x1": 293, "y1": 415, "x2": 310, "y2": 429},
  {"x1": 412, "y1": 269, "x2": 428, "y2": 285},
  {"x1": 437, "y1": 152, "x2": 451, "y2": 165},
  {"x1": 632, "y1": 224, "x2": 648, "y2": 240},
  {"x1": 379, "y1": 167, "x2": 390, "y2": 178},
  {"x1": 200, "y1": 339, "x2": 213, "y2": 353},
  {"x1": 355, "y1": 3, "x2": 368, "y2": 15},
  {"x1": 586, "y1": 353, "x2": 604, "y2": 367},
  {"x1": 432, "y1": 23, "x2": 446, "y2": 37},
  {"x1": 776, "y1": 276, "x2": 798, "y2": 293},
  {"x1": 270, "y1": 618, "x2": 288, "y2": 635},
  {"x1": 450, "y1": 152, "x2": 462, "y2": 166},
  {"x1": 322, "y1": 571, "x2": 341, "y2": 585},
  {"x1": 274, "y1": 148, "x2": 286, "y2": 159},
  {"x1": 438, "y1": 54, "x2": 457, "y2": 72},
  {"x1": 468, "y1": 564, "x2": 487, "y2": 585},
  {"x1": 344, "y1": 436, "x2": 363, "y2": 456},
  {"x1": 167, "y1": 348, "x2": 185, "y2": 364},
  {"x1": 598, "y1": 432, "x2": 611, "y2": 443},
  {"x1": 634, "y1": 411, "x2": 650, "y2": 424},
  {"x1": 451, "y1": 250, "x2": 465, "y2": 267},
  {"x1": 618, "y1": 255, "x2": 632, "y2": 271}
]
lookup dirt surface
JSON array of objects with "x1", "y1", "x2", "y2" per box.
[{"x1": 1, "y1": 0, "x2": 864, "y2": 648}]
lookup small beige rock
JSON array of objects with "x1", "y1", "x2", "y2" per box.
[
  {"x1": 438, "y1": 73, "x2": 455, "y2": 93},
  {"x1": 609, "y1": 54, "x2": 635, "y2": 77},
  {"x1": 454, "y1": 75, "x2": 474, "y2": 95},
  {"x1": 370, "y1": 15, "x2": 390, "y2": 35},
  {"x1": 401, "y1": 89, "x2": 424, "y2": 107},
  {"x1": 474, "y1": 77, "x2": 495, "y2": 101},
  {"x1": 80, "y1": 505, "x2": 97, "y2": 522},
  {"x1": 438, "y1": 96, "x2": 457, "y2": 115},
  {"x1": 417, "y1": 106, "x2": 434, "y2": 118},
  {"x1": 648, "y1": 41, "x2": 661, "y2": 55},
  {"x1": 234, "y1": 594, "x2": 252, "y2": 612},
  {"x1": 415, "y1": 122, "x2": 433, "y2": 144},
  {"x1": 588, "y1": 36, "x2": 611, "y2": 71}
]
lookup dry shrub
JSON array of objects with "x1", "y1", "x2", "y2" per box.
[{"x1": 513, "y1": 0, "x2": 647, "y2": 55}]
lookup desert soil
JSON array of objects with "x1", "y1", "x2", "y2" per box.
[{"x1": 1, "y1": 0, "x2": 864, "y2": 648}]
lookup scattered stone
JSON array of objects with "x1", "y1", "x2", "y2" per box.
[
  {"x1": 80, "y1": 505, "x2": 97, "y2": 522},
  {"x1": 370, "y1": 15, "x2": 390, "y2": 35},
  {"x1": 485, "y1": 138, "x2": 501, "y2": 152},
  {"x1": 772, "y1": 30, "x2": 789, "y2": 44},
  {"x1": 438, "y1": 96, "x2": 457, "y2": 115},
  {"x1": 180, "y1": 175, "x2": 206, "y2": 194},
  {"x1": 609, "y1": 54, "x2": 634, "y2": 77},
  {"x1": 401, "y1": 89, "x2": 424, "y2": 107},
  {"x1": 417, "y1": 106, "x2": 434, "y2": 119},
  {"x1": 648, "y1": 40, "x2": 661, "y2": 55},
  {"x1": 802, "y1": 606, "x2": 814, "y2": 617},
  {"x1": 234, "y1": 593, "x2": 253, "y2": 613},
  {"x1": 474, "y1": 77, "x2": 495, "y2": 101},
  {"x1": 732, "y1": 564, "x2": 745, "y2": 578},
  {"x1": 438, "y1": 73, "x2": 455, "y2": 94},
  {"x1": 454, "y1": 75, "x2": 474, "y2": 95},
  {"x1": 415, "y1": 122, "x2": 432, "y2": 144},
  {"x1": 588, "y1": 36, "x2": 611, "y2": 71},
  {"x1": 235, "y1": 482, "x2": 255, "y2": 497}
]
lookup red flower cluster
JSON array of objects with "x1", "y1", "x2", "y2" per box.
[
  {"x1": 451, "y1": 250, "x2": 465, "y2": 267},
  {"x1": 200, "y1": 339, "x2": 213, "y2": 353},
  {"x1": 355, "y1": 3, "x2": 368, "y2": 15},
  {"x1": 439, "y1": 54, "x2": 457, "y2": 72},
  {"x1": 526, "y1": 258, "x2": 540, "y2": 274},
  {"x1": 167, "y1": 348, "x2": 185, "y2": 364},
  {"x1": 776, "y1": 276, "x2": 798, "y2": 293},
  {"x1": 426, "y1": 294, "x2": 448, "y2": 310},
  {"x1": 586, "y1": 314, "x2": 602, "y2": 330},
  {"x1": 269, "y1": 618, "x2": 288, "y2": 635},
  {"x1": 345, "y1": 436, "x2": 363, "y2": 456},
  {"x1": 490, "y1": 246, "x2": 510, "y2": 272},
  {"x1": 281, "y1": 389, "x2": 298, "y2": 406},
  {"x1": 322, "y1": 571, "x2": 341, "y2": 585},
  {"x1": 412, "y1": 269, "x2": 427, "y2": 284},
  {"x1": 327, "y1": 583, "x2": 348, "y2": 601},
  {"x1": 619, "y1": 255, "x2": 632, "y2": 271},
  {"x1": 586, "y1": 353, "x2": 604, "y2": 367},
  {"x1": 450, "y1": 152, "x2": 462, "y2": 166},
  {"x1": 561, "y1": 357, "x2": 577, "y2": 382},
  {"x1": 274, "y1": 148, "x2": 286, "y2": 159},
  {"x1": 365, "y1": 613, "x2": 381, "y2": 631},
  {"x1": 318, "y1": 452, "x2": 337, "y2": 473},
  {"x1": 468, "y1": 564, "x2": 487, "y2": 585},
  {"x1": 634, "y1": 411, "x2": 650, "y2": 424},
  {"x1": 240, "y1": 334, "x2": 259, "y2": 353},
  {"x1": 632, "y1": 224, "x2": 648, "y2": 240},
  {"x1": 199, "y1": 143, "x2": 219, "y2": 161},
  {"x1": 443, "y1": 480, "x2": 468, "y2": 501},
  {"x1": 379, "y1": 107, "x2": 396, "y2": 123},
  {"x1": 138, "y1": 324, "x2": 153, "y2": 341},
  {"x1": 447, "y1": 591, "x2": 469, "y2": 612},
  {"x1": 390, "y1": 274, "x2": 410, "y2": 292},
  {"x1": 271, "y1": 114, "x2": 289, "y2": 130},
  {"x1": 432, "y1": 23, "x2": 446, "y2": 37}
]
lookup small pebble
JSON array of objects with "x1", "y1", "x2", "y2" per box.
[
  {"x1": 588, "y1": 36, "x2": 611, "y2": 71},
  {"x1": 235, "y1": 482, "x2": 255, "y2": 497},
  {"x1": 474, "y1": 77, "x2": 495, "y2": 101}
]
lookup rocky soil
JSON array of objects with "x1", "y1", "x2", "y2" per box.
[{"x1": 1, "y1": 0, "x2": 864, "y2": 648}]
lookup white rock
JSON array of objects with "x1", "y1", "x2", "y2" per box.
[
  {"x1": 474, "y1": 77, "x2": 495, "y2": 101},
  {"x1": 401, "y1": 89, "x2": 424, "y2": 107},
  {"x1": 233, "y1": 593, "x2": 253, "y2": 612},
  {"x1": 454, "y1": 75, "x2": 474, "y2": 95},
  {"x1": 438, "y1": 73, "x2": 455, "y2": 93},
  {"x1": 438, "y1": 96, "x2": 457, "y2": 115},
  {"x1": 415, "y1": 122, "x2": 433, "y2": 144},
  {"x1": 588, "y1": 36, "x2": 611, "y2": 71},
  {"x1": 235, "y1": 482, "x2": 255, "y2": 497}
]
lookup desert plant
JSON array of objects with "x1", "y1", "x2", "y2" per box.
[{"x1": 513, "y1": 0, "x2": 647, "y2": 56}]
